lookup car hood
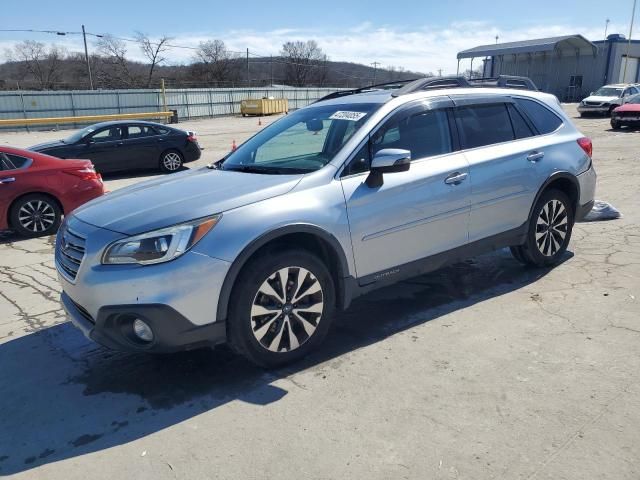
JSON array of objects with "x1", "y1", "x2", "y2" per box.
[
  {"x1": 614, "y1": 103, "x2": 640, "y2": 112},
  {"x1": 28, "y1": 140, "x2": 66, "y2": 151},
  {"x1": 73, "y1": 167, "x2": 303, "y2": 235},
  {"x1": 583, "y1": 95, "x2": 620, "y2": 103}
]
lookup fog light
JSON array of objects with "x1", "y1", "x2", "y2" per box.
[{"x1": 132, "y1": 318, "x2": 154, "y2": 342}]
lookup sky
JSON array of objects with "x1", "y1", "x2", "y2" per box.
[{"x1": 1, "y1": 0, "x2": 637, "y2": 74}]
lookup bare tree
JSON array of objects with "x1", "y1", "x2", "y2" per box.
[
  {"x1": 9, "y1": 41, "x2": 66, "y2": 89},
  {"x1": 280, "y1": 40, "x2": 325, "y2": 86},
  {"x1": 193, "y1": 40, "x2": 236, "y2": 85},
  {"x1": 135, "y1": 32, "x2": 172, "y2": 87},
  {"x1": 96, "y1": 35, "x2": 138, "y2": 87}
]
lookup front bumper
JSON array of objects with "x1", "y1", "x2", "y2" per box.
[
  {"x1": 61, "y1": 292, "x2": 227, "y2": 352},
  {"x1": 57, "y1": 216, "x2": 231, "y2": 352},
  {"x1": 577, "y1": 104, "x2": 611, "y2": 114}
]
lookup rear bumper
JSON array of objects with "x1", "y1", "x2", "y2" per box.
[
  {"x1": 183, "y1": 143, "x2": 201, "y2": 163},
  {"x1": 576, "y1": 165, "x2": 597, "y2": 221},
  {"x1": 61, "y1": 291, "x2": 226, "y2": 352},
  {"x1": 63, "y1": 181, "x2": 105, "y2": 214}
]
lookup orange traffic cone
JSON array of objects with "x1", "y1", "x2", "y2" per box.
[{"x1": 231, "y1": 140, "x2": 237, "y2": 151}]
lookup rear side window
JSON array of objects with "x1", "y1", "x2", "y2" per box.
[
  {"x1": 507, "y1": 104, "x2": 534, "y2": 139},
  {"x1": 0, "y1": 153, "x2": 30, "y2": 170},
  {"x1": 455, "y1": 104, "x2": 514, "y2": 149},
  {"x1": 127, "y1": 125, "x2": 156, "y2": 138},
  {"x1": 154, "y1": 127, "x2": 171, "y2": 135},
  {"x1": 514, "y1": 98, "x2": 563, "y2": 134}
]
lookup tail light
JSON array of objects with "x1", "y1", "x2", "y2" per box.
[
  {"x1": 187, "y1": 131, "x2": 198, "y2": 143},
  {"x1": 63, "y1": 166, "x2": 101, "y2": 181},
  {"x1": 577, "y1": 137, "x2": 592, "y2": 158}
]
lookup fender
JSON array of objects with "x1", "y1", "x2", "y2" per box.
[
  {"x1": 215, "y1": 223, "x2": 352, "y2": 323},
  {"x1": 526, "y1": 171, "x2": 581, "y2": 226}
]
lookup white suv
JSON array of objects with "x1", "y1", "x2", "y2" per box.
[{"x1": 578, "y1": 83, "x2": 640, "y2": 117}]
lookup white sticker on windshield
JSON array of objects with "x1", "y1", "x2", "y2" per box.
[{"x1": 329, "y1": 111, "x2": 367, "y2": 121}]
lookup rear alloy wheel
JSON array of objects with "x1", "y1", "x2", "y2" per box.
[
  {"x1": 511, "y1": 189, "x2": 574, "y2": 267},
  {"x1": 160, "y1": 150, "x2": 184, "y2": 173},
  {"x1": 228, "y1": 250, "x2": 335, "y2": 367},
  {"x1": 10, "y1": 194, "x2": 62, "y2": 238}
]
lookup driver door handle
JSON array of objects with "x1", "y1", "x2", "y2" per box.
[
  {"x1": 444, "y1": 172, "x2": 468, "y2": 185},
  {"x1": 0, "y1": 177, "x2": 16, "y2": 184},
  {"x1": 527, "y1": 151, "x2": 544, "y2": 162}
]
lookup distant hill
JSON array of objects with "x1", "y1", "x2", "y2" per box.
[{"x1": 0, "y1": 54, "x2": 430, "y2": 91}]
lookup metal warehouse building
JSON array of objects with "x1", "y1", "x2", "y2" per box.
[{"x1": 457, "y1": 34, "x2": 640, "y2": 101}]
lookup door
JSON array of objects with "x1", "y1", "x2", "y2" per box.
[
  {"x1": 81, "y1": 126, "x2": 124, "y2": 173},
  {"x1": 341, "y1": 105, "x2": 471, "y2": 281},
  {"x1": 121, "y1": 125, "x2": 162, "y2": 169},
  {"x1": 0, "y1": 153, "x2": 32, "y2": 222},
  {"x1": 455, "y1": 101, "x2": 543, "y2": 242}
]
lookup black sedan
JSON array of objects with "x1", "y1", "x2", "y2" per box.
[{"x1": 28, "y1": 121, "x2": 201, "y2": 174}]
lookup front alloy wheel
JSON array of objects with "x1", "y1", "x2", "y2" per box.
[
  {"x1": 228, "y1": 249, "x2": 335, "y2": 368},
  {"x1": 251, "y1": 266, "x2": 324, "y2": 353}
]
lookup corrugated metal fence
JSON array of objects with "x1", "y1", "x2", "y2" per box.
[{"x1": 0, "y1": 87, "x2": 343, "y2": 129}]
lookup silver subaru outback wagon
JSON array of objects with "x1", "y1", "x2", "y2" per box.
[{"x1": 56, "y1": 79, "x2": 596, "y2": 367}]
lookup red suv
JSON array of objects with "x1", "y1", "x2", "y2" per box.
[{"x1": 0, "y1": 146, "x2": 105, "y2": 237}]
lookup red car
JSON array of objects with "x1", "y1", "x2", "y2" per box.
[
  {"x1": 0, "y1": 146, "x2": 105, "y2": 237},
  {"x1": 611, "y1": 94, "x2": 640, "y2": 129}
]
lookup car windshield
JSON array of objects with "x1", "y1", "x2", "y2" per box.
[
  {"x1": 594, "y1": 87, "x2": 623, "y2": 97},
  {"x1": 221, "y1": 103, "x2": 381, "y2": 174},
  {"x1": 63, "y1": 125, "x2": 98, "y2": 144}
]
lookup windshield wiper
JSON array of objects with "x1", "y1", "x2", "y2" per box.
[{"x1": 223, "y1": 165, "x2": 310, "y2": 175}]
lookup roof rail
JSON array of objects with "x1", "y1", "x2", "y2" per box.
[
  {"x1": 391, "y1": 75, "x2": 538, "y2": 97},
  {"x1": 315, "y1": 78, "x2": 420, "y2": 103}
]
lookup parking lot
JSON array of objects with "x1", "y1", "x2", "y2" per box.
[{"x1": 0, "y1": 108, "x2": 638, "y2": 479}]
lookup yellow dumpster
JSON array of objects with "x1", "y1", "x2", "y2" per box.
[{"x1": 241, "y1": 98, "x2": 289, "y2": 116}]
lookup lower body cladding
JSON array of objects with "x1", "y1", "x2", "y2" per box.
[
  {"x1": 58, "y1": 245, "x2": 231, "y2": 353},
  {"x1": 577, "y1": 105, "x2": 613, "y2": 116}
]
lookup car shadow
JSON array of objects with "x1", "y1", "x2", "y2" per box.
[
  {"x1": 606, "y1": 127, "x2": 640, "y2": 133},
  {"x1": 0, "y1": 248, "x2": 571, "y2": 475}
]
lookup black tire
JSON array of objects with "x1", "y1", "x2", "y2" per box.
[
  {"x1": 511, "y1": 189, "x2": 574, "y2": 267},
  {"x1": 9, "y1": 193, "x2": 62, "y2": 238},
  {"x1": 611, "y1": 119, "x2": 622, "y2": 130},
  {"x1": 159, "y1": 149, "x2": 184, "y2": 173},
  {"x1": 227, "y1": 249, "x2": 336, "y2": 368}
]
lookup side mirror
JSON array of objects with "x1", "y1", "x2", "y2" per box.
[{"x1": 366, "y1": 148, "x2": 411, "y2": 188}]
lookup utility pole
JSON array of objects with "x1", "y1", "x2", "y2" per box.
[
  {"x1": 604, "y1": 18, "x2": 610, "y2": 39},
  {"x1": 246, "y1": 48, "x2": 250, "y2": 87},
  {"x1": 495, "y1": 35, "x2": 499, "y2": 44},
  {"x1": 371, "y1": 61, "x2": 381, "y2": 85},
  {"x1": 622, "y1": 0, "x2": 637, "y2": 82},
  {"x1": 82, "y1": 25, "x2": 94, "y2": 90}
]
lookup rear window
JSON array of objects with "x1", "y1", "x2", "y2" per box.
[
  {"x1": 507, "y1": 104, "x2": 534, "y2": 139},
  {"x1": 455, "y1": 104, "x2": 514, "y2": 149},
  {"x1": 515, "y1": 98, "x2": 563, "y2": 134}
]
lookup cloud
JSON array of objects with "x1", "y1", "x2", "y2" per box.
[{"x1": 0, "y1": 20, "x2": 630, "y2": 75}]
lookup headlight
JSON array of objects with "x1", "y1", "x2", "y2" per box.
[{"x1": 102, "y1": 215, "x2": 221, "y2": 265}]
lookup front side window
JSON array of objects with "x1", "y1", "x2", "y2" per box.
[
  {"x1": 371, "y1": 109, "x2": 452, "y2": 160},
  {"x1": 455, "y1": 104, "x2": 514, "y2": 149},
  {"x1": 221, "y1": 103, "x2": 380, "y2": 174},
  {"x1": 514, "y1": 98, "x2": 563, "y2": 135}
]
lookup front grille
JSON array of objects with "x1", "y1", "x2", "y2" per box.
[
  {"x1": 585, "y1": 101, "x2": 603, "y2": 106},
  {"x1": 55, "y1": 224, "x2": 86, "y2": 281}
]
